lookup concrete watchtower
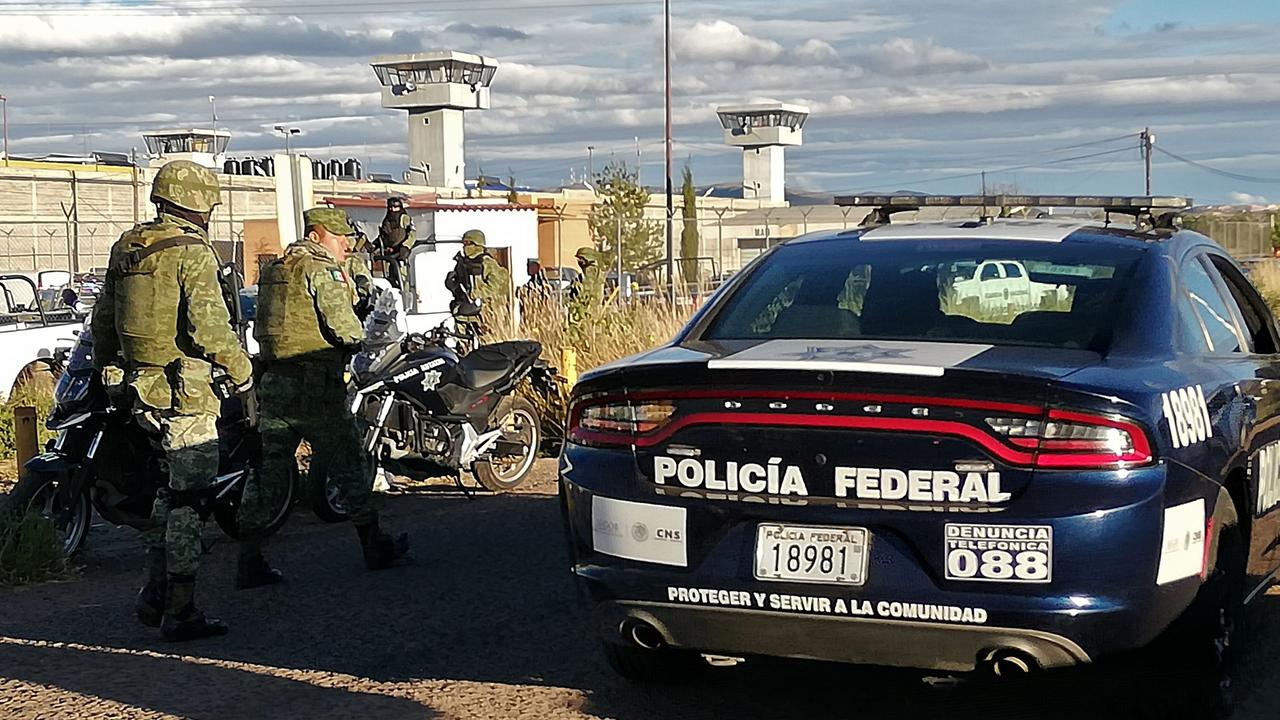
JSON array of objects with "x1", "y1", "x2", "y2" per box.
[
  {"x1": 371, "y1": 51, "x2": 499, "y2": 188},
  {"x1": 141, "y1": 128, "x2": 231, "y2": 170},
  {"x1": 716, "y1": 103, "x2": 809, "y2": 203}
]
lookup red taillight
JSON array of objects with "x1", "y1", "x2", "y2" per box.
[
  {"x1": 986, "y1": 410, "x2": 1153, "y2": 469},
  {"x1": 569, "y1": 399, "x2": 676, "y2": 446}
]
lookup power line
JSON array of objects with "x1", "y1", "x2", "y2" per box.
[
  {"x1": 0, "y1": 0, "x2": 656, "y2": 15},
  {"x1": 1153, "y1": 146, "x2": 1280, "y2": 184},
  {"x1": 831, "y1": 145, "x2": 1134, "y2": 195}
]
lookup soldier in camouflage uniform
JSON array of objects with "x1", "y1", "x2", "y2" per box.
[
  {"x1": 376, "y1": 197, "x2": 415, "y2": 290},
  {"x1": 92, "y1": 160, "x2": 252, "y2": 641},
  {"x1": 341, "y1": 212, "x2": 377, "y2": 319},
  {"x1": 567, "y1": 246, "x2": 606, "y2": 322},
  {"x1": 450, "y1": 229, "x2": 511, "y2": 341},
  {"x1": 238, "y1": 208, "x2": 410, "y2": 587}
]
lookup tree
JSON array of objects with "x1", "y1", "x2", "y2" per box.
[
  {"x1": 590, "y1": 161, "x2": 662, "y2": 272},
  {"x1": 680, "y1": 163, "x2": 700, "y2": 282}
]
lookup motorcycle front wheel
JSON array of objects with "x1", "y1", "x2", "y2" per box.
[
  {"x1": 5, "y1": 468, "x2": 92, "y2": 556},
  {"x1": 472, "y1": 396, "x2": 542, "y2": 492}
]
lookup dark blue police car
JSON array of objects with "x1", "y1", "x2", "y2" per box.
[{"x1": 558, "y1": 195, "x2": 1280, "y2": 699}]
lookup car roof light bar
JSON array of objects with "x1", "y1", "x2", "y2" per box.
[
  {"x1": 834, "y1": 194, "x2": 1192, "y2": 210},
  {"x1": 833, "y1": 194, "x2": 1194, "y2": 231}
]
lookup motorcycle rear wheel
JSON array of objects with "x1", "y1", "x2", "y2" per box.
[
  {"x1": 472, "y1": 397, "x2": 542, "y2": 492},
  {"x1": 212, "y1": 466, "x2": 296, "y2": 540},
  {"x1": 5, "y1": 468, "x2": 92, "y2": 556}
]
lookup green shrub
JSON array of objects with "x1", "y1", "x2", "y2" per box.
[{"x1": 0, "y1": 509, "x2": 72, "y2": 588}]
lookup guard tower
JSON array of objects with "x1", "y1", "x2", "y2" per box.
[
  {"x1": 371, "y1": 51, "x2": 499, "y2": 188},
  {"x1": 716, "y1": 103, "x2": 809, "y2": 204},
  {"x1": 141, "y1": 128, "x2": 231, "y2": 170}
]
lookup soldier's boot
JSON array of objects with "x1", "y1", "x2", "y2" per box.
[
  {"x1": 160, "y1": 575, "x2": 229, "y2": 642},
  {"x1": 236, "y1": 546, "x2": 284, "y2": 590},
  {"x1": 357, "y1": 522, "x2": 412, "y2": 570},
  {"x1": 134, "y1": 546, "x2": 166, "y2": 628}
]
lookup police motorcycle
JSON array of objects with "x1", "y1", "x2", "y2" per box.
[
  {"x1": 0, "y1": 322, "x2": 287, "y2": 555},
  {"x1": 4, "y1": 266, "x2": 343, "y2": 555},
  {"x1": 347, "y1": 283, "x2": 556, "y2": 493}
]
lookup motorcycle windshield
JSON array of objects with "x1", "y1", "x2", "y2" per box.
[
  {"x1": 353, "y1": 289, "x2": 407, "y2": 378},
  {"x1": 65, "y1": 323, "x2": 95, "y2": 373}
]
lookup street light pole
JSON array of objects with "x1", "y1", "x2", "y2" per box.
[
  {"x1": 663, "y1": 0, "x2": 675, "y2": 303},
  {"x1": 210, "y1": 95, "x2": 217, "y2": 133},
  {"x1": 1, "y1": 94, "x2": 9, "y2": 167},
  {"x1": 587, "y1": 144, "x2": 595, "y2": 183},
  {"x1": 274, "y1": 125, "x2": 304, "y2": 237}
]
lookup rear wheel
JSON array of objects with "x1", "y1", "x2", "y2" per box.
[
  {"x1": 213, "y1": 467, "x2": 295, "y2": 540},
  {"x1": 1130, "y1": 522, "x2": 1246, "y2": 719},
  {"x1": 5, "y1": 468, "x2": 92, "y2": 556},
  {"x1": 473, "y1": 397, "x2": 541, "y2": 492},
  {"x1": 309, "y1": 459, "x2": 353, "y2": 524}
]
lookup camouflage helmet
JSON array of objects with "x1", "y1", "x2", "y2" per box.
[
  {"x1": 150, "y1": 160, "x2": 221, "y2": 213},
  {"x1": 461, "y1": 229, "x2": 486, "y2": 246},
  {"x1": 575, "y1": 246, "x2": 602, "y2": 265}
]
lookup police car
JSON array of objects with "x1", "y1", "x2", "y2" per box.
[{"x1": 558, "y1": 195, "x2": 1280, "y2": 702}]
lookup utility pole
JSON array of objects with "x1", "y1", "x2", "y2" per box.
[
  {"x1": 587, "y1": 145, "x2": 595, "y2": 183},
  {"x1": 663, "y1": 0, "x2": 675, "y2": 303},
  {"x1": 634, "y1": 135, "x2": 641, "y2": 180},
  {"x1": 210, "y1": 95, "x2": 217, "y2": 133},
  {"x1": 1140, "y1": 127, "x2": 1155, "y2": 195},
  {"x1": 0, "y1": 94, "x2": 8, "y2": 166}
]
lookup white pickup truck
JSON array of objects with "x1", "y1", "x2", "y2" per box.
[
  {"x1": 950, "y1": 259, "x2": 1065, "y2": 314},
  {"x1": 1, "y1": 274, "x2": 82, "y2": 399}
]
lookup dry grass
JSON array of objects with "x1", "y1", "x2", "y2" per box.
[
  {"x1": 1251, "y1": 260, "x2": 1280, "y2": 315},
  {"x1": 1, "y1": 381, "x2": 56, "y2": 463},
  {"x1": 483, "y1": 293, "x2": 696, "y2": 426}
]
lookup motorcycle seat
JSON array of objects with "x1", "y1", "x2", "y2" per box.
[{"x1": 457, "y1": 341, "x2": 542, "y2": 390}]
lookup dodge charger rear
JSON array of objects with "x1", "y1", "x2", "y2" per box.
[{"x1": 559, "y1": 225, "x2": 1256, "y2": 689}]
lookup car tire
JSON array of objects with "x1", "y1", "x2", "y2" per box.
[
  {"x1": 1129, "y1": 522, "x2": 1246, "y2": 720},
  {"x1": 602, "y1": 641, "x2": 706, "y2": 684}
]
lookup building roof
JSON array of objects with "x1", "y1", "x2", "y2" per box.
[{"x1": 323, "y1": 195, "x2": 535, "y2": 212}]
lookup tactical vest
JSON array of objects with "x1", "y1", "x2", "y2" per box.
[
  {"x1": 379, "y1": 211, "x2": 409, "y2": 248},
  {"x1": 255, "y1": 243, "x2": 354, "y2": 367}
]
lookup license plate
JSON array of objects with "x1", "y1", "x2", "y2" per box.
[{"x1": 754, "y1": 524, "x2": 869, "y2": 585}]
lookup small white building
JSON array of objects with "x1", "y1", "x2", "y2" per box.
[{"x1": 326, "y1": 196, "x2": 538, "y2": 331}]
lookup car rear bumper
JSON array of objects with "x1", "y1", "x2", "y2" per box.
[
  {"x1": 587, "y1": 596, "x2": 1090, "y2": 672},
  {"x1": 561, "y1": 452, "x2": 1227, "y2": 671}
]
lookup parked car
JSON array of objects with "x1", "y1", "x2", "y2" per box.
[
  {"x1": 559, "y1": 200, "x2": 1278, "y2": 714},
  {"x1": 0, "y1": 274, "x2": 79, "y2": 398}
]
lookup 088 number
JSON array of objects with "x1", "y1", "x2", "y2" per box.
[{"x1": 946, "y1": 548, "x2": 1050, "y2": 582}]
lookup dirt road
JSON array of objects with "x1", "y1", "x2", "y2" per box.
[{"x1": 1, "y1": 460, "x2": 1277, "y2": 719}]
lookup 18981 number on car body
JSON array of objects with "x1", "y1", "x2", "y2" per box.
[{"x1": 558, "y1": 197, "x2": 1280, "y2": 712}]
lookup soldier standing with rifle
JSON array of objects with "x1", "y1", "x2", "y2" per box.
[
  {"x1": 91, "y1": 160, "x2": 253, "y2": 641},
  {"x1": 375, "y1": 197, "x2": 415, "y2": 290}
]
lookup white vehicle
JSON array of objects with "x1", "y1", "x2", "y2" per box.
[
  {"x1": 1, "y1": 274, "x2": 81, "y2": 398},
  {"x1": 951, "y1": 259, "x2": 1064, "y2": 314}
]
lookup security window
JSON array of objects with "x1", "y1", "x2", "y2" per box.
[{"x1": 1181, "y1": 257, "x2": 1245, "y2": 353}]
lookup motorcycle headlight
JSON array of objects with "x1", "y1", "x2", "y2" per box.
[{"x1": 54, "y1": 373, "x2": 91, "y2": 404}]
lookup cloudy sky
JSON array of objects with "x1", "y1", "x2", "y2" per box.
[{"x1": 2, "y1": 0, "x2": 1279, "y2": 203}]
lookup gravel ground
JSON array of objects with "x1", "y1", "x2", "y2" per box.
[{"x1": 1, "y1": 459, "x2": 1277, "y2": 720}]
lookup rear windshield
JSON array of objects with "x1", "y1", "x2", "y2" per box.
[{"x1": 703, "y1": 239, "x2": 1145, "y2": 351}]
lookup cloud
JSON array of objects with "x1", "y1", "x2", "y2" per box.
[
  {"x1": 671, "y1": 20, "x2": 783, "y2": 65},
  {"x1": 1227, "y1": 192, "x2": 1270, "y2": 205},
  {"x1": 791, "y1": 39, "x2": 840, "y2": 64},
  {"x1": 445, "y1": 23, "x2": 531, "y2": 42},
  {"x1": 857, "y1": 37, "x2": 988, "y2": 76}
]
